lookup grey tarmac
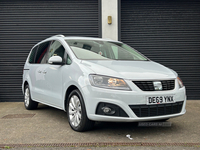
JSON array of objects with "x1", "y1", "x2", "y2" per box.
[{"x1": 0, "y1": 101, "x2": 199, "y2": 149}]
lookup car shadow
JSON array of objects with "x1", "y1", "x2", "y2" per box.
[{"x1": 35, "y1": 103, "x2": 182, "y2": 135}]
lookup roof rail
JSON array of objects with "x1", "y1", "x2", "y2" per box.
[{"x1": 51, "y1": 34, "x2": 65, "y2": 38}]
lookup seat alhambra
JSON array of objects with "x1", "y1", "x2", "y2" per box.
[{"x1": 22, "y1": 35, "x2": 186, "y2": 131}]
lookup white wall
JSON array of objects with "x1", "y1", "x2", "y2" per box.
[{"x1": 101, "y1": 0, "x2": 118, "y2": 41}]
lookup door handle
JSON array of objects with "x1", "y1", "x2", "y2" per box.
[
  {"x1": 43, "y1": 70, "x2": 47, "y2": 74},
  {"x1": 38, "y1": 70, "x2": 42, "y2": 73}
]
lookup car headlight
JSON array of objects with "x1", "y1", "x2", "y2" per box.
[
  {"x1": 89, "y1": 74, "x2": 131, "y2": 90},
  {"x1": 177, "y1": 77, "x2": 184, "y2": 88}
]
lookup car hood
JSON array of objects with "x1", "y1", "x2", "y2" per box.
[{"x1": 80, "y1": 60, "x2": 177, "y2": 80}]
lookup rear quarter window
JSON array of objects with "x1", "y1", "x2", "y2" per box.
[{"x1": 29, "y1": 46, "x2": 38, "y2": 63}]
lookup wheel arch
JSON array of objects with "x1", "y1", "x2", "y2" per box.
[
  {"x1": 23, "y1": 81, "x2": 29, "y2": 94},
  {"x1": 64, "y1": 85, "x2": 80, "y2": 111}
]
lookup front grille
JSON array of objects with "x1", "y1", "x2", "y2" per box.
[
  {"x1": 133, "y1": 80, "x2": 175, "y2": 91},
  {"x1": 129, "y1": 101, "x2": 183, "y2": 117}
]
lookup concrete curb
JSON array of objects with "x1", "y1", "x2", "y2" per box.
[{"x1": 1, "y1": 142, "x2": 200, "y2": 148}]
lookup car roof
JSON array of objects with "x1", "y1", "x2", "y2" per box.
[
  {"x1": 32, "y1": 35, "x2": 123, "y2": 50},
  {"x1": 64, "y1": 36, "x2": 121, "y2": 42},
  {"x1": 45, "y1": 35, "x2": 122, "y2": 43}
]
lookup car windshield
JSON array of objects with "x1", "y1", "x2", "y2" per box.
[{"x1": 65, "y1": 39, "x2": 148, "y2": 61}]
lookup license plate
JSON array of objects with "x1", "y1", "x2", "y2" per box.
[{"x1": 147, "y1": 95, "x2": 175, "y2": 105}]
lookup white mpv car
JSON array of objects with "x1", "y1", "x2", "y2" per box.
[{"x1": 22, "y1": 35, "x2": 186, "y2": 131}]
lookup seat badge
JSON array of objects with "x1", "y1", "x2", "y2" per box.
[{"x1": 153, "y1": 81, "x2": 162, "y2": 91}]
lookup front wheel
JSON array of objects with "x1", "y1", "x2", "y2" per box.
[
  {"x1": 24, "y1": 85, "x2": 38, "y2": 110},
  {"x1": 67, "y1": 89, "x2": 94, "y2": 132}
]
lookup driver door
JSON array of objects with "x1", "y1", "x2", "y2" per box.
[{"x1": 41, "y1": 40, "x2": 66, "y2": 108}]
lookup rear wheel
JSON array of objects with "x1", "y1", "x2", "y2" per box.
[
  {"x1": 67, "y1": 89, "x2": 94, "y2": 132},
  {"x1": 24, "y1": 85, "x2": 38, "y2": 110}
]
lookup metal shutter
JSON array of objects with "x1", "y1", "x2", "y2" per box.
[
  {"x1": 0, "y1": 0, "x2": 99, "y2": 102},
  {"x1": 121, "y1": 0, "x2": 200, "y2": 100}
]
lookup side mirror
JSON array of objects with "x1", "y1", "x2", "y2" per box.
[{"x1": 48, "y1": 56, "x2": 63, "y2": 65}]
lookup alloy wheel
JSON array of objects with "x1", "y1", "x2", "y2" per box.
[
  {"x1": 68, "y1": 95, "x2": 82, "y2": 127},
  {"x1": 24, "y1": 88, "x2": 30, "y2": 107}
]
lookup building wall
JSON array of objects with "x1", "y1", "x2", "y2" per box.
[
  {"x1": 101, "y1": 0, "x2": 118, "y2": 40},
  {"x1": 0, "y1": 0, "x2": 199, "y2": 101},
  {"x1": 101, "y1": 0, "x2": 200, "y2": 100},
  {"x1": 0, "y1": 0, "x2": 99, "y2": 102}
]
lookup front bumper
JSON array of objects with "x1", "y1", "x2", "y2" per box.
[
  {"x1": 88, "y1": 110, "x2": 186, "y2": 122},
  {"x1": 82, "y1": 80, "x2": 186, "y2": 122}
]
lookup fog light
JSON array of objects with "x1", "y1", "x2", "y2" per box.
[
  {"x1": 96, "y1": 102, "x2": 128, "y2": 117},
  {"x1": 102, "y1": 107, "x2": 115, "y2": 115}
]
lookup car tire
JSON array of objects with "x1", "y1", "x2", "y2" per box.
[
  {"x1": 67, "y1": 89, "x2": 94, "y2": 132},
  {"x1": 24, "y1": 85, "x2": 38, "y2": 110}
]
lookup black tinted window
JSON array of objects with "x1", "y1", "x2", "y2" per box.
[
  {"x1": 29, "y1": 46, "x2": 38, "y2": 63},
  {"x1": 35, "y1": 41, "x2": 50, "y2": 63}
]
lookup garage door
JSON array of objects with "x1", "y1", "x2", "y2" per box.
[
  {"x1": 0, "y1": 0, "x2": 99, "y2": 102},
  {"x1": 121, "y1": 0, "x2": 200, "y2": 100}
]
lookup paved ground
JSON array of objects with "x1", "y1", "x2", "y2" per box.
[
  {"x1": 2, "y1": 146, "x2": 199, "y2": 150},
  {"x1": 0, "y1": 101, "x2": 199, "y2": 150}
]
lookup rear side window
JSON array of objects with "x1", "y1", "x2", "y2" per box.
[
  {"x1": 35, "y1": 41, "x2": 51, "y2": 63},
  {"x1": 29, "y1": 41, "x2": 51, "y2": 64},
  {"x1": 29, "y1": 46, "x2": 38, "y2": 63}
]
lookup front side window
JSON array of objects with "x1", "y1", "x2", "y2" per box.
[
  {"x1": 47, "y1": 40, "x2": 65, "y2": 61},
  {"x1": 65, "y1": 40, "x2": 148, "y2": 61},
  {"x1": 66, "y1": 54, "x2": 72, "y2": 65}
]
